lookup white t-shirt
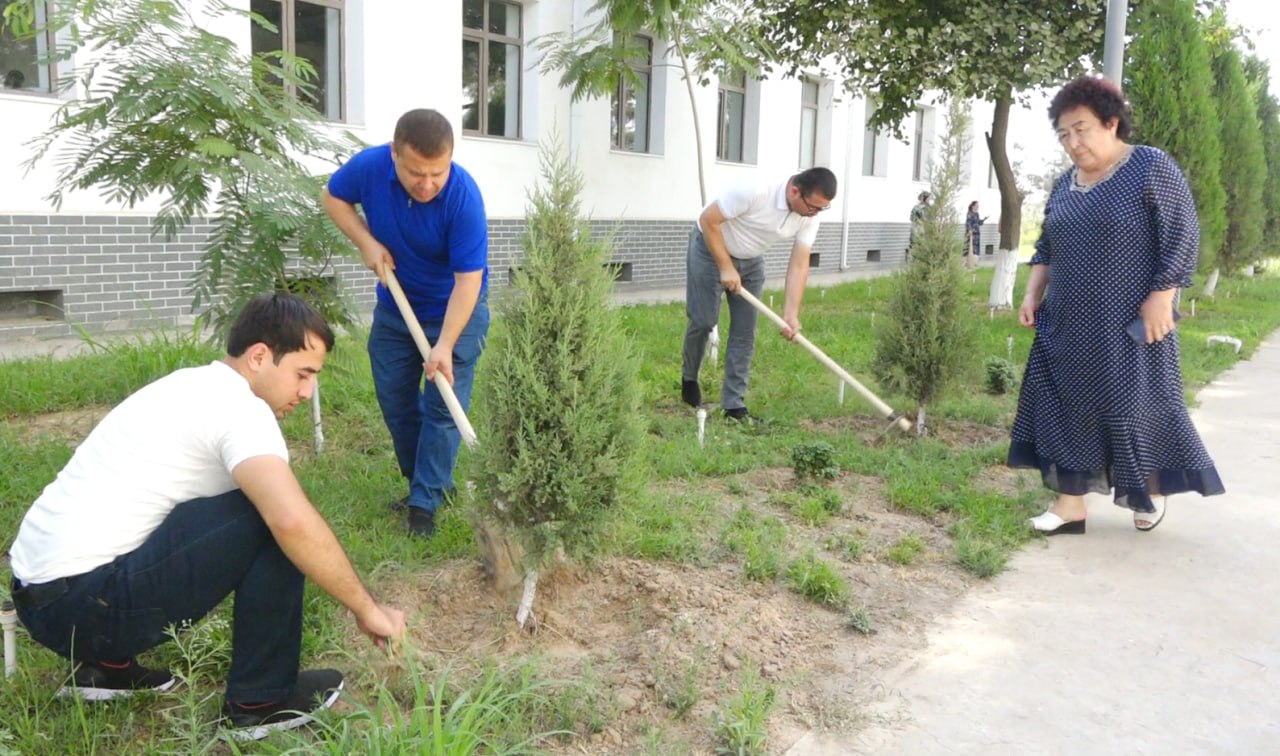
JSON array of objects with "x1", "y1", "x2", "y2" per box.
[
  {"x1": 9, "y1": 361, "x2": 288, "y2": 584},
  {"x1": 698, "y1": 179, "x2": 821, "y2": 260}
]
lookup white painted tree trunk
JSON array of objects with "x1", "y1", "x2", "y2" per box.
[
  {"x1": 987, "y1": 248, "x2": 1018, "y2": 309},
  {"x1": 915, "y1": 403, "x2": 927, "y2": 438},
  {"x1": 1203, "y1": 267, "x2": 1221, "y2": 298},
  {"x1": 311, "y1": 379, "x2": 324, "y2": 454}
]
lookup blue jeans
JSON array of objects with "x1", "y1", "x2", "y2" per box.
[
  {"x1": 12, "y1": 491, "x2": 304, "y2": 703},
  {"x1": 681, "y1": 229, "x2": 766, "y2": 411},
  {"x1": 368, "y1": 297, "x2": 489, "y2": 513}
]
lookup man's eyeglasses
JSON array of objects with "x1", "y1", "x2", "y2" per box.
[{"x1": 800, "y1": 195, "x2": 831, "y2": 214}]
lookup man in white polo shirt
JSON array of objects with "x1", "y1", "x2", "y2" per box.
[
  {"x1": 7, "y1": 293, "x2": 406, "y2": 741},
  {"x1": 681, "y1": 167, "x2": 837, "y2": 420}
]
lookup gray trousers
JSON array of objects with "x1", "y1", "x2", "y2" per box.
[{"x1": 681, "y1": 228, "x2": 766, "y2": 411}]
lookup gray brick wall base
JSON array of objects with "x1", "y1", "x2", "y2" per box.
[{"x1": 1, "y1": 214, "x2": 999, "y2": 338}]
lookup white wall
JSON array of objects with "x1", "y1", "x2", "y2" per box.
[{"x1": 0, "y1": 0, "x2": 1003, "y2": 226}]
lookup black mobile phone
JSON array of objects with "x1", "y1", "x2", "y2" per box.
[{"x1": 1126, "y1": 309, "x2": 1181, "y2": 343}]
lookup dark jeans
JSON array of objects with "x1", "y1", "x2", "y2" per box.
[
  {"x1": 368, "y1": 297, "x2": 489, "y2": 513},
  {"x1": 680, "y1": 229, "x2": 766, "y2": 411},
  {"x1": 12, "y1": 490, "x2": 303, "y2": 702}
]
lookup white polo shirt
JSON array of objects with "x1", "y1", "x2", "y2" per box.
[
  {"x1": 8, "y1": 361, "x2": 288, "y2": 584},
  {"x1": 698, "y1": 179, "x2": 821, "y2": 260}
]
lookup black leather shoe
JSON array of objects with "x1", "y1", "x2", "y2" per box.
[
  {"x1": 407, "y1": 507, "x2": 436, "y2": 537},
  {"x1": 723, "y1": 407, "x2": 760, "y2": 424},
  {"x1": 681, "y1": 380, "x2": 701, "y2": 407}
]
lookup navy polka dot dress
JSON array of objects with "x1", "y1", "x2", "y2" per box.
[{"x1": 1008, "y1": 145, "x2": 1225, "y2": 513}]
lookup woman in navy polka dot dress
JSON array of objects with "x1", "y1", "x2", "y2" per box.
[{"x1": 1010, "y1": 77, "x2": 1225, "y2": 535}]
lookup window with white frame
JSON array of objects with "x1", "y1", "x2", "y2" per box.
[
  {"x1": 717, "y1": 69, "x2": 748, "y2": 162},
  {"x1": 250, "y1": 0, "x2": 345, "y2": 121},
  {"x1": 862, "y1": 99, "x2": 888, "y2": 177},
  {"x1": 0, "y1": 0, "x2": 54, "y2": 94},
  {"x1": 798, "y1": 78, "x2": 819, "y2": 169},
  {"x1": 611, "y1": 34, "x2": 652, "y2": 152},
  {"x1": 462, "y1": 0, "x2": 522, "y2": 139}
]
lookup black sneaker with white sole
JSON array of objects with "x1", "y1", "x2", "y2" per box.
[
  {"x1": 222, "y1": 668, "x2": 345, "y2": 741},
  {"x1": 57, "y1": 660, "x2": 177, "y2": 701}
]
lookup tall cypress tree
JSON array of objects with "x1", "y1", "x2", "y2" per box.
[
  {"x1": 470, "y1": 140, "x2": 643, "y2": 623},
  {"x1": 1244, "y1": 58, "x2": 1280, "y2": 259},
  {"x1": 1212, "y1": 45, "x2": 1267, "y2": 273},
  {"x1": 1125, "y1": 0, "x2": 1226, "y2": 274}
]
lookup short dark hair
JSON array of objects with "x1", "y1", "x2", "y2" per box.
[
  {"x1": 1048, "y1": 76, "x2": 1132, "y2": 140},
  {"x1": 393, "y1": 109, "x2": 454, "y2": 158},
  {"x1": 918, "y1": 191, "x2": 930, "y2": 202},
  {"x1": 968, "y1": 200, "x2": 979, "y2": 212},
  {"x1": 792, "y1": 166, "x2": 837, "y2": 200},
  {"x1": 226, "y1": 293, "x2": 335, "y2": 362}
]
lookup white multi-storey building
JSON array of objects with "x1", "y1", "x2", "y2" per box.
[{"x1": 0, "y1": 0, "x2": 1001, "y2": 336}]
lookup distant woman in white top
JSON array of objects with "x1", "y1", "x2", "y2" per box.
[{"x1": 680, "y1": 167, "x2": 837, "y2": 421}]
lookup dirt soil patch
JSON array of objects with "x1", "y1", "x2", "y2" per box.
[{"x1": 367, "y1": 468, "x2": 976, "y2": 753}]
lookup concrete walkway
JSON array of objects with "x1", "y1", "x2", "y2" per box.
[{"x1": 788, "y1": 333, "x2": 1280, "y2": 754}]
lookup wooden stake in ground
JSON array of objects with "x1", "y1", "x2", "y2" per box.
[
  {"x1": 382, "y1": 267, "x2": 478, "y2": 448},
  {"x1": 735, "y1": 289, "x2": 912, "y2": 432}
]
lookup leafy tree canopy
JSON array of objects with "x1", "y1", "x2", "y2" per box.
[{"x1": 754, "y1": 0, "x2": 1105, "y2": 134}]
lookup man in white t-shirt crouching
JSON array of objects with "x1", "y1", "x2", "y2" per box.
[
  {"x1": 681, "y1": 166, "x2": 837, "y2": 420},
  {"x1": 6, "y1": 293, "x2": 407, "y2": 741}
]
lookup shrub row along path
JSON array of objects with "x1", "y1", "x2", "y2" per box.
[{"x1": 789, "y1": 331, "x2": 1280, "y2": 754}]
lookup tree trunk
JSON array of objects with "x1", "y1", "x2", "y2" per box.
[
  {"x1": 1202, "y1": 267, "x2": 1221, "y2": 298},
  {"x1": 915, "y1": 403, "x2": 927, "y2": 438},
  {"x1": 985, "y1": 92, "x2": 1025, "y2": 309},
  {"x1": 672, "y1": 31, "x2": 707, "y2": 206},
  {"x1": 473, "y1": 516, "x2": 527, "y2": 593}
]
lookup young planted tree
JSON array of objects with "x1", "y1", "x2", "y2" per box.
[
  {"x1": 1211, "y1": 44, "x2": 1266, "y2": 279},
  {"x1": 14, "y1": 0, "x2": 362, "y2": 336},
  {"x1": 1125, "y1": 0, "x2": 1227, "y2": 283},
  {"x1": 470, "y1": 141, "x2": 643, "y2": 628},
  {"x1": 873, "y1": 101, "x2": 977, "y2": 437},
  {"x1": 536, "y1": 0, "x2": 774, "y2": 204}
]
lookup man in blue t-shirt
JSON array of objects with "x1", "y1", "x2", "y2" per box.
[{"x1": 322, "y1": 109, "x2": 489, "y2": 538}]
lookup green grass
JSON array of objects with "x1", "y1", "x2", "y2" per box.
[
  {"x1": 786, "y1": 550, "x2": 851, "y2": 608},
  {"x1": 2, "y1": 265, "x2": 1278, "y2": 751},
  {"x1": 721, "y1": 506, "x2": 787, "y2": 582},
  {"x1": 885, "y1": 534, "x2": 926, "y2": 565},
  {"x1": 710, "y1": 667, "x2": 776, "y2": 756}
]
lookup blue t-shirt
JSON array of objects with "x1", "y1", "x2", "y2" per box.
[{"x1": 327, "y1": 144, "x2": 488, "y2": 320}]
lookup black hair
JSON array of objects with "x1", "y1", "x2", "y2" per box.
[
  {"x1": 1048, "y1": 76, "x2": 1132, "y2": 140},
  {"x1": 393, "y1": 109, "x2": 454, "y2": 159},
  {"x1": 226, "y1": 293, "x2": 335, "y2": 363},
  {"x1": 968, "y1": 200, "x2": 979, "y2": 212},
  {"x1": 792, "y1": 166, "x2": 837, "y2": 200}
]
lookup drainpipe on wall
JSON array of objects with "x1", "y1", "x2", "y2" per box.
[{"x1": 839, "y1": 87, "x2": 857, "y2": 270}]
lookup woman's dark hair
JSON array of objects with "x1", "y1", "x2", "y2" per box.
[
  {"x1": 227, "y1": 293, "x2": 335, "y2": 362},
  {"x1": 792, "y1": 166, "x2": 837, "y2": 200},
  {"x1": 393, "y1": 109, "x2": 454, "y2": 159},
  {"x1": 968, "y1": 200, "x2": 979, "y2": 212},
  {"x1": 1048, "y1": 76, "x2": 1132, "y2": 140}
]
